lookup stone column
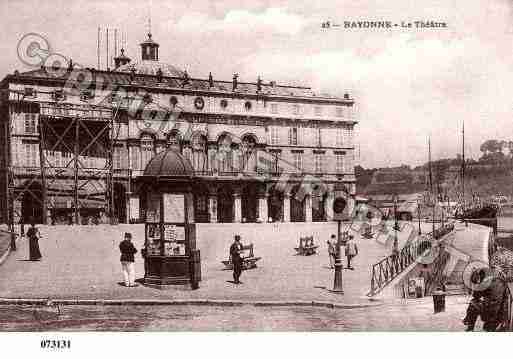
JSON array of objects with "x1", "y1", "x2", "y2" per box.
[
  {"x1": 125, "y1": 191, "x2": 132, "y2": 224},
  {"x1": 208, "y1": 187, "x2": 218, "y2": 223},
  {"x1": 233, "y1": 189, "x2": 242, "y2": 223},
  {"x1": 324, "y1": 192, "x2": 335, "y2": 221},
  {"x1": 283, "y1": 193, "x2": 291, "y2": 222},
  {"x1": 258, "y1": 195, "x2": 268, "y2": 223},
  {"x1": 305, "y1": 195, "x2": 313, "y2": 222}
]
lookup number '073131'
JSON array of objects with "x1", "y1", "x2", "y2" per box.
[{"x1": 40, "y1": 339, "x2": 71, "y2": 349}]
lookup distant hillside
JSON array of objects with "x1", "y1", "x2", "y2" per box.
[{"x1": 356, "y1": 162, "x2": 513, "y2": 199}]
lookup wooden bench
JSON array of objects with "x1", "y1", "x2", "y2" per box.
[
  {"x1": 222, "y1": 243, "x2": 261, "y2": 270},
  {"x1": 294, "y1": 236, "x2": 319, "y2": 256}
]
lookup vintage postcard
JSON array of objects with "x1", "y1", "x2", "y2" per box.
[{"x1": 0, "y1": 0, "x2": 512, "y2": 357}]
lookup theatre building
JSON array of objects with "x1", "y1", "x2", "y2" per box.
[{"x1": 0, "y1": 31, "x2": 357, "y2": 225}]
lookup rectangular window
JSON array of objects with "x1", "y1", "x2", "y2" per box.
[
  {"x1": 314, "y1": 106, "x2": 322, "y2": 116},
  {"x1": 343, "y1": 127, "x2": 352, "y2": 147},
  {"x1": 292, "y1": 104, "x2": 300, "y2": 115},
  {"x1": 114, "y1": 148, "x2": 122, "y2": 169},
  {"x1": 313, "y1": 128, "x2": 321, "y2": 147},
  {"x1": 270, "y1": 103, "x2": 278, "y2": 114},
  {"x1": 336, "y1": 107, "x2": 344, "y2": 117},
  {"x1": 336, "y1": 154, "x2": 345, "y2": 173},
  {"x1": 314, "y1": 154, "x2": 323, "y2": 173},
  {"x1": 289, "y1": 127, "x2": 298, "y2": 145},
  {"x1": 270, "y1": 127, "x2": 280, "y2": 145},
  {"x1": 24, "y1": 113, "x2": 36, "y2": 134},
  {"x1": 336, "y1": 128, "x2": 343, "y2": 147},
  {"x1": 293, "y1": 152, "x2": 303, "y2": 171},
  {"x1": 24, "y1": 143, "x2": 38, "y2": 167},
  {"x1": 62, "y1": 151, "x2": 72, "y2": 167}
]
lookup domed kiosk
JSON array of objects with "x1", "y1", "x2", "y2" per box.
[{"x1": 139, "y1": 148, "x2": 200, "y2": 289}]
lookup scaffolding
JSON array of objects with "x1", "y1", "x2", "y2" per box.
[{"x1": 5, "y1": 90, "x2": 120, "y2": 227}]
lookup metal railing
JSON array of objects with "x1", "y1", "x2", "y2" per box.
[
  {"x1": 369, "y1": 239, "x2": 431, "y2": 296},
  {"x1": 368, "y1": 223, "x2": 455, "y2": 297}
]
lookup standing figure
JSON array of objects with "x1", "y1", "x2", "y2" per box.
[
  {"x1": 19, "y1": 218, "x2": 25, "y2": 237},
  {"x1": 26, "y1": 220, "x2": 42, "y2": 261},
  {"x1": 119, "y1": 232, "x2": 138, "y2": 287},
  {"x1": 345, "y1": 235, "x2": 358, "y2": 270},
  {"x1": 327, "y1": 235, "x2": 336, "y2": 269},
  {"x1": 463, "y1": 268, "x2": 507, "y2": 331},
  {"x1": 230, "y1": 235, "x2": 244, "y2": 284}
]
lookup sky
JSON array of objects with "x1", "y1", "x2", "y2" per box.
[{"x1": 1, "y1": 0, "x2": 512, "y2": 168}]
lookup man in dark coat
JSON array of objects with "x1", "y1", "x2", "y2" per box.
[
  {"x1": 230, "y1": 235, "x2": 244, "y2": 284},
  {"x1": 26, "y1": 220, "x2": 42, "y2": 261},
  {"x1": 463, "y1": 267, "x2": 507, "y2": 331},
  {"x1": 119, "y1": 232, "x2": 138, "y2": 287}
]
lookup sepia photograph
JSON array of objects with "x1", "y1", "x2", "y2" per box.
[{"x1": 0, "y1": 0, "x2": 512, "y2": 356}]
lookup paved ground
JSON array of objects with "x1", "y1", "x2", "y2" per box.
[
  {"x1": 0, "y1": 221, "x2": 437, "y2": 304},
  {"x1": 0, "y1": 230, "x2": 11, "y2": 263},
  {"x1": 0, "y1": 296, "x2": 473, "y2": 331}
]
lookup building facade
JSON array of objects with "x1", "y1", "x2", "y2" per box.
[{"x1": 0, "y1": 32, "x2": 357, "y2": 225}]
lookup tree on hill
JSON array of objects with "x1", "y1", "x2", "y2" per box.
[{"x1": 480, "y1": 139, "x2": 502, "y2": 155}]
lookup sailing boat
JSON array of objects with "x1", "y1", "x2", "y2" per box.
[{"x1": 455, "y1": 121, "x2": 498, "y2": 232}]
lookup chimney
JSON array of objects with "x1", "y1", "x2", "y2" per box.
[{"x1": 232, "y1": 73, "x2": 238, "y2": 91}]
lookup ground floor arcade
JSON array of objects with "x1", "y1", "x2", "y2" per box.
[{"x1": 7, "y1": 177, "x2": 356, "y2": 225}]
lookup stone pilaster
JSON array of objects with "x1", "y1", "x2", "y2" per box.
[
  {"x1": 258, "y1": 195, "x2": 268, "y2": 223},
  {"x1": 208, "y1": 195, "x2": 218, "y2": 223},
  {"x1": 233, "y1": 191, "x2": 242, "y2": 223},
  {"x1": 208, "y1": 185, "x2": 218, "y2": 223},
  {"x1": 305, "y1": 195, "x2": 313, "y2": 222},
  {"x1": 324, "y1": 184, "x2": 335, "y2": 221},
  {"x1": 283, "y1": 193, "x2": 291, "y2": 222}
]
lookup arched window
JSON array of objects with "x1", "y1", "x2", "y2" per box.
[
  {"x1": 241, "y1": 135, "x2": 257, "y2": 172},
  {"x1": 191, "y1": 133, "x2": 207, "y2": 172},
  {"x1": 217, "y1": 134, "x2": 233, "y2": 173},
  {"x1": 140, "y1": 134, "x2": 155, "y2": 170},
  {"x1": 167, "y1": 130, "x2": 182, "y2": 152}
]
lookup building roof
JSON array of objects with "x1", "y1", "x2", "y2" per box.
[
  {"x1": 117, "y1": 60, "x2": 185, "y2": 77},
  {"x1": 143, "y1": 148, "x2": 194, "y2": 177},
  {"x1": 3, "y1": 66, "x2": 353, "y2": 104}
]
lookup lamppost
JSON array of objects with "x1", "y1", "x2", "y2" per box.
[{"x1": 329, "y1": 196, "x2": 347, "y2": 294}]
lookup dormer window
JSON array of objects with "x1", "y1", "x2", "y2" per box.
[
  {"x1": 24, "y1": 87, "x2": 35, "y2": 97},
  {"x1": 52, "y1": 90, "x2": 65, "y2": 102},
  {"x1": 80, "y1": 90, "x2": 93, "y2": 102},
  {"x1": 142, "y1": 93, "x2": 153, "y2": 104}
]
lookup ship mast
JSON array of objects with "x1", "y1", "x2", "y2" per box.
[
  {"x1": 429, "y1": 137, "x2": 435, "y2": 234},
  {"x1": 462, "y1": 121, "x2": 465, "y2": 212}
]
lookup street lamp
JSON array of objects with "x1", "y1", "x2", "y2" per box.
[{"x1": 329, "y1": 196, "x2": 347, "y2": 294}]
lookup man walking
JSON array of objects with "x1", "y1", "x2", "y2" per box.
[
  {"x1": 327, "y1": 235, "x2": 336, "y2": 269},
  {"x1": 463, "y1": 268, "x2": 507, "y2": 331},
  {"x1": 230, "y1": 234, "x2": 244, "y2": 284},
  {"x1": 345, "y1": 235, "x2": 358, "y2": 270},
  {"x1": 119, "y1": 232, "x2": 138, "y2": 287}
]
